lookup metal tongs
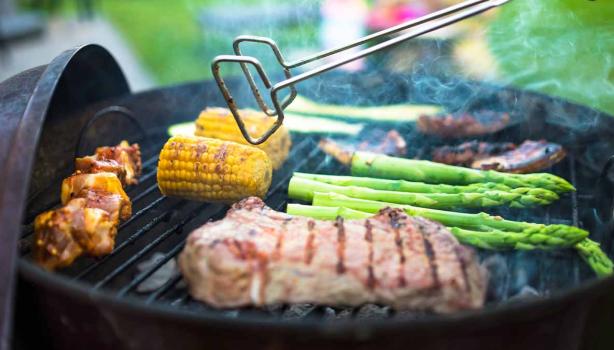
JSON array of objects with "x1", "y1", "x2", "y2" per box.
[{"x1": 211, "y1": 0, "x2": 511, "y2": 145}]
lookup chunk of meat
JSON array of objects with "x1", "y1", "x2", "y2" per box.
[
  {"x1": 471, "y1": 140, "x2": 566, "y2": 173},
  {"x1": 318, "y1": 130, "x2": 407, "y2": 166},
  {"x1": 33, "y1": 198, "x2": 117, "y2": 270},
  {"x1": 75, "y1": 157, "x2": 127, "y2": 185},
  {"x1": 93, "y1": 141, "x2": 142, "y2": 185},
  {"x1": 432, "y1": 141, "x2": 516, "y2": 166},
  {"x1": 179, "y1": 197, "x2": 487, "y2": 312},
  {"x1": 418, "y1": 111, "x2": 510, "y2": 138},
  {"x1": 61, "y1": 172, "x2": 131, "y2": 220}
]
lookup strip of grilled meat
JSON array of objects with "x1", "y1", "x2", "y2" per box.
[
  {"x1": 471, "y1": 140, "x2": 567, "y2": 173},
  {"x1": 179, "y1": 197, "x2": 487, "y2": 312},
  {"x1": 432, "y1": 141, "x2": 517, "y2": 166},
  {"x1": 318, "y1": 130, "x2": 407, "y2": 166},
  {"x1": 418, "y1": 111, "x2": 510, "y2": 138}
]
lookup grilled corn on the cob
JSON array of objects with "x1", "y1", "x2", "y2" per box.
[
  {"x1": 195, "y1": 108, "x2": 291, "y2": 170},
  {"x1": 157, "y1": 135, "x2": 272, "y2": 203}
]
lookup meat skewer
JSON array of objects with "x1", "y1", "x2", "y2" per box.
[
  {"x1": 34, "y1": 141, "x2": 141, "y2": 270},
  {"x1": 179, "y1": 197, "x2": 487, "y2": 312}
]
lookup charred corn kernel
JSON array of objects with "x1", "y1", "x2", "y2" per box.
[
  {"x1": 195, "y1": 107, "x2": 291, "y2": 170},
  {"x1": 157, "y1": 135, "x2": 272, "y2": 203}
]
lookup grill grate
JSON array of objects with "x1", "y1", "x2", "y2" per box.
[{"x1": 19, "y1": 127, "x2": 594, "y2": 320}]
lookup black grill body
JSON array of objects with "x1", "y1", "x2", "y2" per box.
[{"x1": 4, "y1": 45, "x2": 614, "y2": 350}]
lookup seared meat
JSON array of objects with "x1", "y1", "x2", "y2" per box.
[
  {"x1": 61, "y1": 172, "x2": 131, "y2": 220},
  {"x1": 179, "y1": 197, "x2": 486, "y2": 312},
  {"x1": 471, "y1": 140, "x2": 566, "y2": 173},
  {"x1": 33, "y1": 198, "x2": 117, "y2": 270},
  {"x1": 318, "y1": 130, "x2": 407, "y2": 166},
  {"x1": 33, "y1": 142, "x2": 141, "y2": 270},
  {"x1": 75, "y1": 157, "x2": 127, "y2": 185},
  {"x1": 432, "y1": 141, "x2": 516, "y2": 166},
  {"x1": 418, "y1": 111, "x2": 510, "y2": 138},
  {"x1": 92, "y1": 141, "x2": 142, "y2": 185}
]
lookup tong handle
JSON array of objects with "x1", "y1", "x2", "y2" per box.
[{"x1": 212, "y1": 0, "x2": 512, "y2": 145}]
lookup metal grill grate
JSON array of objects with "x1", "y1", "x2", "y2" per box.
[{"x1": 19, "y1": 127, "x2": 593, "y2": 321}]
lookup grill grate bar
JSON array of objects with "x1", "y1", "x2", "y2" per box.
[
  {"x1": 116, "y1": 240, "x2": 185, "y2": 297},
  {"x1": 267, "y1": 147, "x2": 321, "y2": 198},
  {"x1": 73, "y1": 204, "x2": 177, "y2": 280},
  {"x1": 135, "y1": 168, "x2": 158, "y2": 185},
  {"x1": 94, "y1": 203, "x2": 210, "y2": 289},
  {"x1": 116, "y1": 205, "x2": 227, "y2": 296},
  {"x1": 118, "y1": 195, "x2": 166, "y2": 230},
  {"x1": 128, "y1": 183, "x2": 160, "y2": 204},
  {"x1": 265, "y1": 138, "x2": 315, "y2": 197},
  {"x1": 141, "y1": 155, "x2": 160, "y2": 169}
]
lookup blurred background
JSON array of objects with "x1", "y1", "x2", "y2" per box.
[{"x1": 0, "y1": 0, "x2": 612, "y2": 115}]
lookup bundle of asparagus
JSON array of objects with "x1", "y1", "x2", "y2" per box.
[
  {"x1": 289, "y1": 175, "x2": 559, "y2": 209},
  {"x1": 286, "y1": 151, "x2": 611, "y2": 276},
  {"x1": 286, "y1": 201, "x2": 585, "y2": 251},
  {"x1": 351, "y1": 152, "x2": 575, "y2": 194},
  {"x1": 286, "y1": 193, "x2": 612, "y2": 276}
]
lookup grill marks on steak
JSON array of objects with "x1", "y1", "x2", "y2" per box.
[{"x1": 179, "y1": 197, "x2": 486, "y2": 312}]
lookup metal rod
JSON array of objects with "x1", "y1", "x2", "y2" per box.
[
  {"x1": 73, "y1": 203, "x2": 178, "y2": 280},
  {"x1": 212, "y1": 0, "x2": 511, "y2": 144}
]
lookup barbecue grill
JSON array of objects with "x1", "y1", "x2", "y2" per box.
[{"x1": 4, "y1": 44, "x2": 614, "y2": 350}]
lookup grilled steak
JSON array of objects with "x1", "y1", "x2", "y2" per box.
[
  {"x1": 471, "y1": 140, "x2": 566, "y2": 173},
  {"x1": 418, "y1": 111, "x2": 510, "y2": 138},
  {"x1": 432, "y1": 141, "x2": 516, "y2": 166},
  {"x1": 179, "y1": 197, "x2": 487, "y2": 312}
]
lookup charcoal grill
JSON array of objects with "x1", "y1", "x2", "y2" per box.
[{"x1": 4, "y1": 44, "x2": 614, "y2": 350}]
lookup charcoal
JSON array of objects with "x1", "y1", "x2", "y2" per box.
[
  {"x1": 355, "y1": 304, "x2": 390, "y2": 320},
  {"x1": 323, "y1": 307, "x2": 337, "y2": 320},
  {"x1": 324, "y1": 307, "x2": 353, "y2": 321},
  {"x1": 334, "y1": 308, "x2": 353, "y2": 320},
  {"x1": 482, "y1": 254, "x2": 510, "y2": 302},
  {"x1": 282, "y1": 304, "x2": 316, "y2": 320},
  {"x1": 223, "y1": 310, "x2": 240, "y2": 318},
  {"x1": 508, "y1": 286, "x2": 540, "y2": 303},
  {"x1": 394, "y1": 310, "x2": 430, "y2": 320},
  {"x1": 265, "y1": 303, "x2": 284, "y2": 316},
  {"x1": 174, "y1": 278, "x2": 187, "y2": 289},
  {"x1": 135, "y1": 253, "x2": 179, "y2": 293}
]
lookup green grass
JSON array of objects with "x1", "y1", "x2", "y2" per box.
[
  {"x1": 488, "y1": 0, "x2": 614, "y2": 116},
  {"x1": 98, "y1": 0, "x2": 318, "y2": 85}
]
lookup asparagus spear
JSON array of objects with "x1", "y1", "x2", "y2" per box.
[
  {"x1": 290, "y1": 176, "x2": 558, "y2": 208},
  {"x1": 351, "y1": 151, "x2": 575, "y2": 194},
  {"x1": 295, "y1": 172, "x2": 533, "y2": 194},
  {"x1": 312, "y1": 192, "x2": 587, "y2": 245},
  {"x1": 285, "y1": 95, "x2": 443, "y2": 122},
  {"x1": 575, "y1": 239, "x2": 614, "y2": 277},
  {"x1": 286, "y1": 204, "x2": 583, "y2": 250}
]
